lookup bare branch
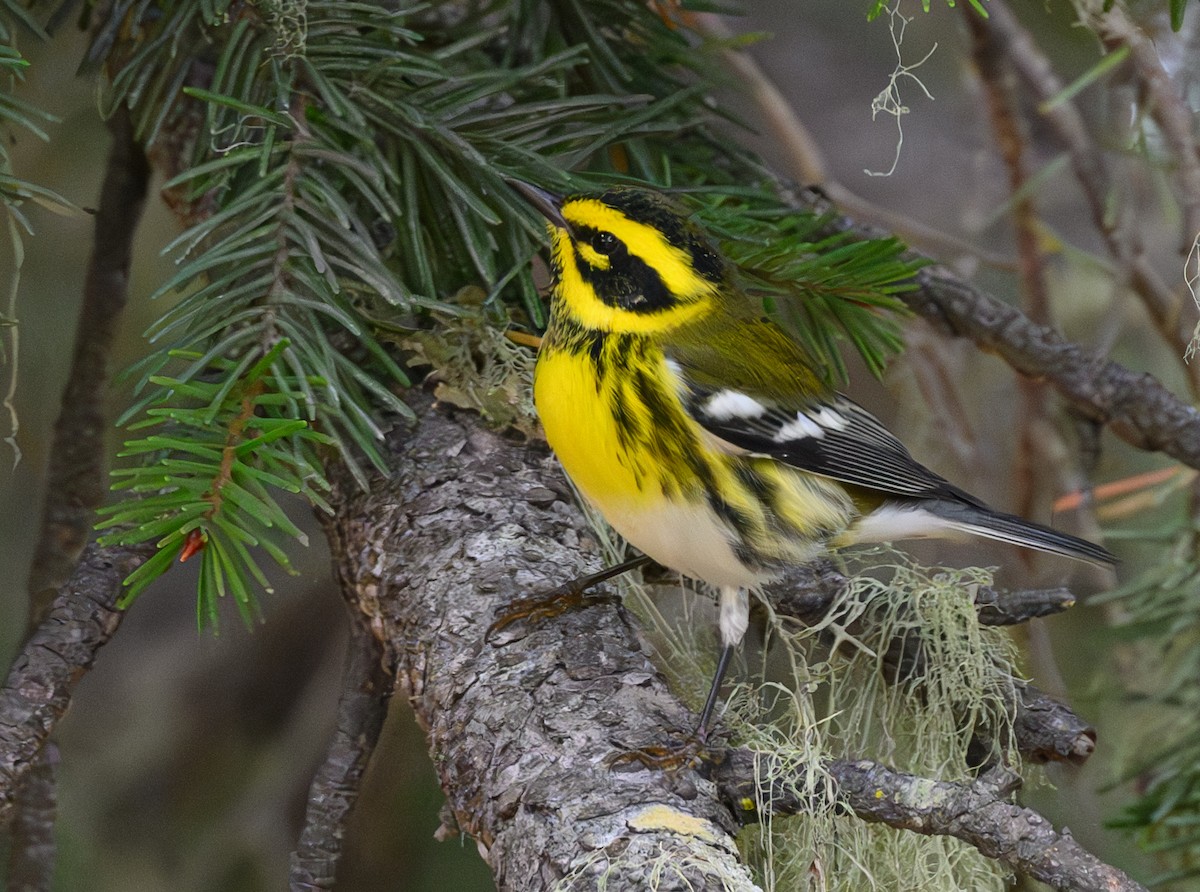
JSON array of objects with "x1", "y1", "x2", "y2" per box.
[
  {"x1": 1094, "y1": 5, "x2": 1200, "y2": 254},
  {"x1": 715, "y1": 752, "x2": 1147, "y2": 892},
  {"x1": 0, "y1": 543, "x2": 152, "y2": 827},
  {"x1": 973, "y1": 586, "x2": 1077, "y2": 626},
  {"x1": 904, "y1": 265, "x2": 1200, "y2": 470},
  {"x1": 289, "y1": 556, "x2": 393, "y2": 890},
  {"x1": 26, "y1": 105, "x2": 150, "y2": 620},
  {"x1": 1012, "y1": 685, "x2": 1096, "y2": 765},
  {"x1": 6, "y1": 103, "x2": 150, "y2": 883}
]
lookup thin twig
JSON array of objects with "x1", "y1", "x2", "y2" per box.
[
  {"x1": 26, "y1": 105, "x2": 150, "y2": 621},
  {"x1": 967, "y1": 8, "x2": 1059, "y2": 544},
  {"x1": 982, "y1": 0, "x2": 1198, "y2": 394},
  {"x1": 964, "y1": 14, "x2": 1097, "y2": 789},
  {"x1": 695, "y1": 12, "x2": 1016, "y2": 270},
  {"x1": 902, "y1": 326, "x2": 979, "y2": 470},
  {"x1": 1094, "y1": 5, "x2": 1200, "y2": 254}
]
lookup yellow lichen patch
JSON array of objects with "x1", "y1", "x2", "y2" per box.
[{"x1": 627, "y1": 804, "x2": 721, "y2": 843}]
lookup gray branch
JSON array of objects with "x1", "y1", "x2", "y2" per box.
[
  {"x1": 0, "y1": 544, "x2": 152, "y2": 827},
  {"x1": 321, "y1": 396, "x2": 1135, "y2": 890},
  {"x1": 26, "y1": 105, "x2": 150, "y2": 620},
  {"x1": 715, "y1": 752, "x2": 1146, "y2": 892},
  {"x1": 322, "y1": 398, "x2": 756, "y2": 890},
  {"x1": 907, "y1": 266, "x2": 1200, "y2": 470},
  {"x1": 289, "y1": 571, "x2": 393, "y2": 889}
]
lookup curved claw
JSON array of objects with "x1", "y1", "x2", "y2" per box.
[
  {"x1": 486, "y1": 583, "x2": 618, "y2": 640},
  {"x1": 605, "y1": 737, "x2": 722, "y2": 773},
  {"x1": 485, "y1": 554, "x2": 652, "y2": 641}
]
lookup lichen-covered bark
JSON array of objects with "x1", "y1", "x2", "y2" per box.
[
  {"x1": 323, "y1": 398, "x2": 759, "y2": 891},
  {"x1": 715, "y1": 755, "x2": 1144, "y2": 892}
]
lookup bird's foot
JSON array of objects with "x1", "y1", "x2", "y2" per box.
[
  {"x1": 605, "y1": 734, "x2": 723, "y2": 773},
  {"x1": 486, "y1": 582, "x2": 619, "y2": 638},
  {"x1": 486, "y1": 554, "x2": 650, "y2": 640}
]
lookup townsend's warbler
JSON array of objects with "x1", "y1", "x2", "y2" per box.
[{"x1": 515, "y1": 182, "x2": 1114, "y2": 738}]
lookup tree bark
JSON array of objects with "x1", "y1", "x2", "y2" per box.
[
  {"x1": 322, "y1": 396, "x2": 758, "y2": 891},
  {"x1": 0, "y1": 543, "x2": 152, "y2": 826}
]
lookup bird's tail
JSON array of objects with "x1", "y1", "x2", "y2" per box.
[
  {"x1": 844, "y1": 500, "x2": 1116, "y2": 566},
  {"x1": 923, "y1": 500, "x2": 1116, "y2": 566}
]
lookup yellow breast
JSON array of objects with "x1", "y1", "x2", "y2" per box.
[
  {"x1": 533, "y1": 346, "x2": 665, "y2": 509},
  {"x1": 534, "y1": 342, "x2": 767, "y2": 588}
]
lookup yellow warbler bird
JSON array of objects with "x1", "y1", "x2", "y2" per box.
[{"x1": 516, "y1": 181, "x2": 1114, "y2": 740}]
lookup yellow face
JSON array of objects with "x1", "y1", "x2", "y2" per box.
[{"x1": 548, "y1": 189, "x2": 726, "y2": 334}]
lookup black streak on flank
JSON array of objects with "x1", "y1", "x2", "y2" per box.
[{"x1": 628, "y1": 357, "x2": 719, "y2": 500}]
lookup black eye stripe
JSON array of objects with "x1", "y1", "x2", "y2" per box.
[{"x1": 571, "y1": 246, "x2": 672, "y2": 313}]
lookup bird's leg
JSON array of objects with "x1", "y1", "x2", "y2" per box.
[
  {"x1": 605, "y1": 643, "x2": 736, "y2": 772},
  {"x1": 695, "y1": 642, "x2": 736, "y2": 742},
  {"x1": 607, "y1": 587, "x2": 746, "y2": 771},
  {"x1": 487, "y1": 552, "x2": 652, "y2": 639}
]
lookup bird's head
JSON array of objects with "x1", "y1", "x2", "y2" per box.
[{"x1": 514, "y1": 182, "x2": 727, "y2": 333}]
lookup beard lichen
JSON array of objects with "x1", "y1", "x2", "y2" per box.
[{"x1": 616, "y1": 544, "x2": 1021, "y2": 892}]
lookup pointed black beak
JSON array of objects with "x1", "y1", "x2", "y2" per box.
[{"x1": 510, "y1": 179, "x2": 568, "y2": 230}]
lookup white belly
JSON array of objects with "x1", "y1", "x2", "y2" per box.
[{"x1": 599, "y1": 496, "x2": 790, "y2": 590}]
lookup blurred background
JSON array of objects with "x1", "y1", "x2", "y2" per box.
[{"x1": 2, "y1": 1, "x2": 1194, "y2": 888}]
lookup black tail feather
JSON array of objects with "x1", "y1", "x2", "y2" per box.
[{"x1": 928, "y1": 500, "x2": 1116, "y2": 566}]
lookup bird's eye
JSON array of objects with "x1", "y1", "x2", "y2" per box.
[{"x1": 591, "y1": 232, "x2": 618, "y2": 255}]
